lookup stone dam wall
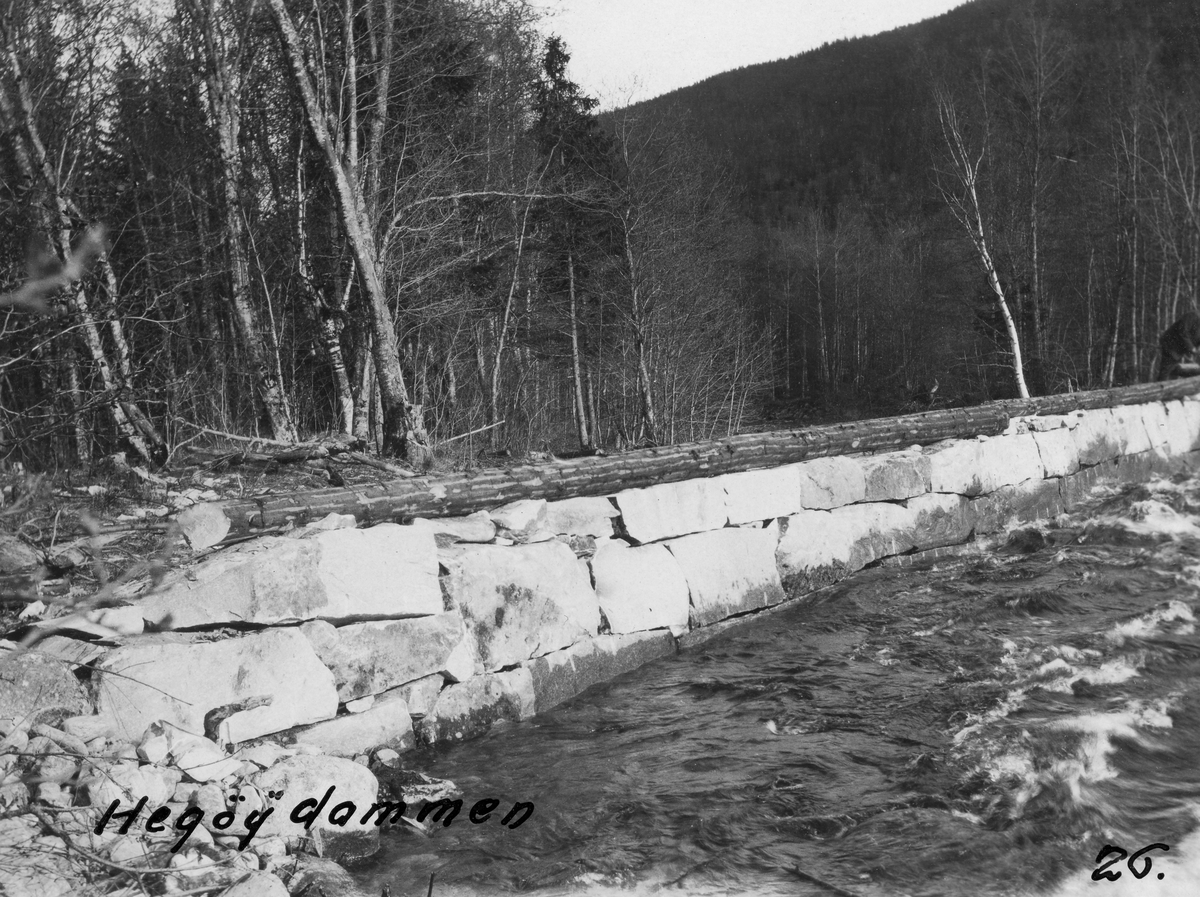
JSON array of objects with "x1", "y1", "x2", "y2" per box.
[
  {"x1": 5, "y1": 396, "x2": 1200, "y2": 893},
  {"x1": 12, "y1": 397, "x2": 1200, "y2": 758}
]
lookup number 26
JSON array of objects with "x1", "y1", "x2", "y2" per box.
[{"x1": 1092, "y1": 843, "x2": 1170, "y2": 882}]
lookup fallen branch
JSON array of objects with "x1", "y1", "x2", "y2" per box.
[
  {"x1": 341, "y1": 451, "x2": 415, "y2": 478},
  {"x1": 173, "y1": 418, "x2": 295, "y2": 447},
  {"x1": 441, "y1": 420, "x2": 505, "y2": 445}
]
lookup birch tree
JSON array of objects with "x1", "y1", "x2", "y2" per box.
[
  {"x1": 0, "y1": 4, "x2": 167, "y2": 463},
  {"x1": 182, "y1": 0, "x2": 298, "y2": 442},
  {"x1": 934, "y1": 83, "x2": 1030, "y2": 399},
  {"x1": 265, "y1": 0, "x2": 431, "y2": 463}
]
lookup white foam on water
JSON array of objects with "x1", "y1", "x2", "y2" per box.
[
  {"x1": 1144, "y1": 476, "x2": 1190, "y2": 496},
  {"x1": 952, "y1": 688, "x2": 1028, "y2": 746},
  {"x1": 1106, "y1": 499, "x2": 1200, "y2": 539},
  {"x1": 1106, "y1": 601, "x2": 1196, "y2": 644},
  {"x1": 961, "y1": 698, "x2": 1177, "y2": 825},
  {"x1": 1036, "y1": 657, "x2": 1074, "y2": 678},
  {"x1": 1042, "y1": 700, "x2": 1171, "y2": 784},
  {"x1": 1050, "y1": 644, "x2": 1102, "y2": 663},
  {"x1": 1037, "y1": 655, "x2": 1145, "y2": 694}
]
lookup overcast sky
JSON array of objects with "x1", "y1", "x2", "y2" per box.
[{"x1": 528, "y1": 0, "x2": 971, "y2": 107}]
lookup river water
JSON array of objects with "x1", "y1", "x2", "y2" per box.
[{"x1": 357, "y1": 472, "x2": 1200, "y2": 897}]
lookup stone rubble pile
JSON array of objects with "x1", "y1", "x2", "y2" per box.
[
  {"x1": 0, "y1": 705, "x2": 434, "y2": 896},
  {"x1": 3, "y1": 398, "x2": 1200, "y2": 895}
]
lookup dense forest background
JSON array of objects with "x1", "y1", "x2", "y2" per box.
[
  {"x1": 1, "y1": 0, "x2": 1198, "y2": 469},
  {"x1": 643, "y1": 0, "x2": 1200, "y2": 416}
]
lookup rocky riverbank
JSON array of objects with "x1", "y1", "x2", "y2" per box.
[
  {"x1": 4, "y1": 396, "x2": 1200, "y2": 895},
  {"x1": 0, "y1": 705, "x2": 456, "y2": 896}
]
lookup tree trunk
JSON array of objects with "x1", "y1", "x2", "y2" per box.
[
  {"x1": 934, "y1": 88, "x2": 1031, "y2": 399},
  {"x1": 0, "y1": 34, "x2": 165, "y2": 464},
  {"x1": 297, "y1": 131, "x2": 355, "y2": 434},
  {"x1": 189, "y1": 0, "x2": 298, "y2": 443},
  {"x1": 266, "y1": 0, "x2": 429, "y2": 463},
  {"x1": 568, "y1": 251, "x2": 591, "y2": 450},
  {"x1": 622, "y1": 219, "x2": 658, "y2": 444}
]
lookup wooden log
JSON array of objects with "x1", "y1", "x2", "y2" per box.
[
  {"x1": 183, "y1": 405, "x2": 1005, "y2": 545},
  {"x1": 178, "y1": 376, "x2": 1200, "y2": 550},
  {"x1": 979, "y1": 376, "x2": 1200, "y2": 417}
]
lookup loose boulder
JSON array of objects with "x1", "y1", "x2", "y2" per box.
[
  {"x1": 252, "y1": 755, "x2": 380, "y2": 860},
  {"x1": 0, "y1": 535, "x2": 40, "y2": 575},
  {"x1": 0, "y1": 647, "x2": 91, "y2": 725}
]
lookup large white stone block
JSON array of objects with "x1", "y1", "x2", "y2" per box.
[
  {"x1": 664, "y1": 527, "x2": 785, "y2": 627},
  {"x1": 1163, "y1": 400, "x2": 1200, "y2": 456},
  {"x1": 440, "y1": 542, "x2": 599, "y2": 672},
  {"x1": 1180, "y1": 399, "x2": 1200, "y2": 452},
  {"x1": 527, "y1": 631, "x2": 676, "y2": 713},
  {"x1": 926, "y1": 439, "x2": 986, "y2": 495},
  {"x1": 1032, "y1": 427, "x2": 1080, "y2": 478},
  {"x1": 927, "y1": 434, "x2": 1043, "y2": 495},
  {"x1": 408, "y1": 511, "x2": 496, "y2": 543},
  {"x1": 777, "y1": 502, "x2": 917, "y2": 586},
  {"x1": 1070, "y1": 409, "x2": 1122, "y2": 466},
  {"x1": 489, "y1": 499, "x2": 551, "y2": 542},
  {"x1": 590, "y1": 541, "x2": 690, "y2": 636},
  {"x1": 719, "y1": 467, "x2": 804, "y2": 524},
  {"x1": 416, "y1": 674, "x2": 527, "y2": 744},
  {"x1": 299, "y1": 613, "x2": 468, "y2": 702},
  {"x1": 93, "y1": 630, "x2": 338, "y2": 744},
  {"x1": 543, "y1": 496, "x2": 620, "y2": 537},
  {"x1": 906, "y1": 492, "x2": 974, "y2": 551},
  {"x1": 138, "y1": 524, "x2": 441, "y2": 629},
  {"x1": 614, "y1": 479, "x2": 727, "y2": 543},
  {"x1": 1139, "y1": 402, "x2": 1171, "y2": 451},
  {"x1": 289, "y1": 697, "x2": 414, "y2": 757},
  {"x1": 979, "y1": 433, "x2": 1046, "y2": 489},
  {"x1": 795, "y1": 457, "x2": 867, "y2": 509},
  {"x1": 858, "y1": 450, "x2": 930, "y2": 502},
  {"x1": 1110, "y1": 405, "x2": 1153, "y2": 455}
]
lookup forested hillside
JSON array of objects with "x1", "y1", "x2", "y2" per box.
[
  {"x1": 637, "y1": 0, "x2": 1200, "y2": 414},
  {"x1": 3, "y1": 0, "x2": 1198, "y2": 470},
  {"x1": 0, "y1": 0, "x2": 765, "y2": 469}
]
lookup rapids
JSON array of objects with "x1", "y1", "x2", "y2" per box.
[{"x1": 356, "y1": 472, "x2": 1200, "y2": 897}]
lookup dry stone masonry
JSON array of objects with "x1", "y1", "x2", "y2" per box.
[
  {"x1": 12, "y1": 398, "x2": 1200, "y2": 755},
  {"x1": 4, "y1": 396, "x2": 1200, "y2": 894}
]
